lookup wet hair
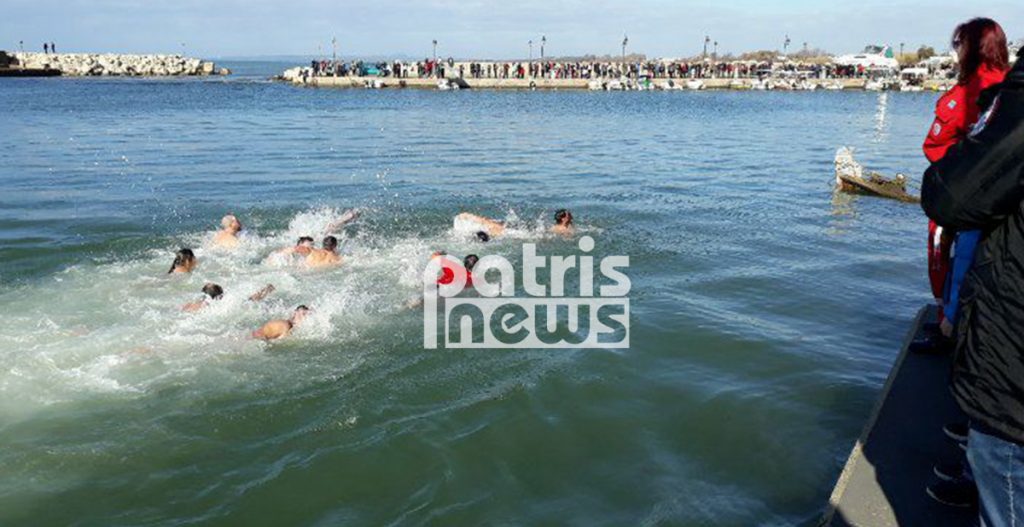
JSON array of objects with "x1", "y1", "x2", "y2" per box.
[
  {"x1": 168, "y1": 248, "x2": 195, "y2": 273},
  {"x1": 295, "y1": 305, "x2": 310, "y2": 312},
  {"x1": 202, "y1": 283, "x2": 224, "y2": 300},
  {"x1": 953, "y1": 18, "x2": 1009, "y2": 84},
  {"x1": 221, "y1": 214, "x2": 240, "y2": 230},
  {"x1": 554, "y1": 209, "x2": 574, "y2": 225},
  {"x1": 464, "y1": 254, "x2": 479, "y2": 271},
  {"x1": 322, "y1": 236, "x2": 338, "y2": 251},
  {"x1": 475, "y1": 231, "x2": 490, "y2": 243},
  {"x1": 297, "y1": 236, "x2": 314, "y2": 245}
]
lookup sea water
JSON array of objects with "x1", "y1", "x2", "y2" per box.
[{"x1": 0, "y1": 64, "x2": 935, "y2": 525}]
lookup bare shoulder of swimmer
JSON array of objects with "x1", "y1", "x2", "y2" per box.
[
  {"x1": 182, "y1": 300, "x2": 207, "y2": 312},
  {"x1": 253, "y1": 319, "x2": 291, "y2": 340}
]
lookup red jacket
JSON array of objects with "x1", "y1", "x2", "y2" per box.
[{"x1": 923, "y1": 65, "x2": 1007, "y2": 162}]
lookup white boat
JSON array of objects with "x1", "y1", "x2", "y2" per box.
[
  {"x1": 437, "y1": 79, "x2": 459, "y2": 91},
  {"x1": 364, "y1": 78, "x2": 385, "y2": 89},
  {"x1": 685, "y1": 79, "x2": 705, "y2": 91},
  {"x1": 824, "y1": 82, "x2": 844, "y2": 91},
  {"x1": 605, "y1": 79, "x2": 625, "y2": 91},
  {"x1": 865, "y1": 79, "x2": 885, "y2": 91},
  {"x1": 587, "y1": 79, "x2": 603, "y2": 91}
]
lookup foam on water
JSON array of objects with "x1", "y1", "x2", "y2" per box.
[{"x1": 0, "y1": 207, "x2": 577, "y2": 420}]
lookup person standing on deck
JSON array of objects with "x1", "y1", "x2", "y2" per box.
[
  {"x1": 921, "y1": 46, "x2": 1024, "y2": 526},
  {"x1": 915, "y1": 18, "x2": 1010, "y2": 355}
]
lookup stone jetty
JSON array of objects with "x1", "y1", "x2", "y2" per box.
[{"x1": 7, "y1": 53, "x2": 229, "y2": 76}]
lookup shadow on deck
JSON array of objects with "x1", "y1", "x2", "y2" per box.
[{"x1": 822, "y1": 305, "x2": 975, "y2": 526}]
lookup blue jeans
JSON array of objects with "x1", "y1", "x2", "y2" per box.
[{"x1": 968, "y1": 425, "x2": 1024, "y2": 527}]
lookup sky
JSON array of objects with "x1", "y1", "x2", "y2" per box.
[{"x1": 2, "y1": 0, "x2": 1022, "y2": 60}]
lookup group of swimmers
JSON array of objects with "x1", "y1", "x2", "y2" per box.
[{"x1": 166, "y1": 208, "x2": 576, "y2": 342}]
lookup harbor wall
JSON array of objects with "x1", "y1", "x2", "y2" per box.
[
  {"x1": 291, "y1": 75, "x2": 949, "y2": 91},
  {"x1": 7, "y1": 52, "x2": 228, "y2": 76}
]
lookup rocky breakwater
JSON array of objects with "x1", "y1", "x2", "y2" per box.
[{"x1": 9, "y1": 53, "x2": 229, "y2": 76}]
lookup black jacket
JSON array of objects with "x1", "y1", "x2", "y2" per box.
[{"x1": 921, "y1": 55, "x2": 1024, "y2": 444}]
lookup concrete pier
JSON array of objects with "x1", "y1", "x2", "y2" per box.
[
  {"x1": 822, "y1": 305, "x2": 974, "y2": 527},
  {"x1": 290, "y1": 75, "x2": 947, "y2": 92}
]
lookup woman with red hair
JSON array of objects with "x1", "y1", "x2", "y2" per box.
[
  {"x1": 918, "y1": 18, "x2": 1009, "y2": 352},
  {"x1": 919, "y1": 18, "x2": 1009, "y2": 509}
]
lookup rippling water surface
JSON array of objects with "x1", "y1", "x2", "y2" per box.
[{"x1": 0, "y1": 63, "x2": 936, "y2": 526}]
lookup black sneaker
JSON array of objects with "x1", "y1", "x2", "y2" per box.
[
  {"x1": 944, "y1": 422, "x2": 969, "y2": 443},
  {"x1": 933, "y1": 461, "x2": 966, "y2": 482},
  {"x1": 923, "y1": 321, "x2": 942, "y2": 337},
  {"x1": 926, "y1": 479, "x2": 978, "y2": 508}
]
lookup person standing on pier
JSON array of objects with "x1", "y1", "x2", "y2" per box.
[
  {"x1": 50, "y1": 42, "x2": 55, "y2": 53},
  {"x1": 916, "y1": 18, "x2": 1009, "y2": 355},
  {"x1": 43, "y1": 43, "x2": 48, "y2": 54},
  {"x1": 922, "y1": 44, "x2": 1024, "y2": 526}
]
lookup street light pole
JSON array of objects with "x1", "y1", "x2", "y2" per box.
[
  {"x1": 622, "y1": 34, "x2": 628, "y2": 63},
  {"x1": 900, "y1": 42, "x2": 905, "y2": 60},
  {"x1": 703, "y1": 35, "x2": 710, "y2": 60},
  {"x1": 332, "y1": 37, "x2": 337, "y2": 64},
  {"x1": 432, "y1": 39, "x2": 437, "y2": 63},
  {"x1": 541, "y1": 35, "x2": 546, "y2": 61},
  {"x1": 783, "y1": 34, "x2": 791, "y2": 55}
]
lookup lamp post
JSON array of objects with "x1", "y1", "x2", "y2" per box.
[
  {"x1": 541, "y1": 35, "x2": 546, "y2": 61},
  {"x1": 622, "y1": 34, "x2": 628, "y2": 63},
  {"x1": 703, "y1": 35, "x2": 710, "y2": 60},
  {"x1": 529, "y1": 39, "x2": 533, "y2": 61},
  {"x1": 783, "y1": 35, "x2": 791, "y2": 55},
  {"x1": 900, "y1": 42, "x2": 905, "y2": 60},
  {"x1": 332, "y1": 37, "x2": 337, "y2": 64},
  {"x1": 432, "y1": 39, "x2": 437, "y2": 63},
  {"x1": 713, "y1": 40, "x2": 718, "y2": 59}
]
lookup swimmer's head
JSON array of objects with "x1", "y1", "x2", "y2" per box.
[
  {"x1": 169, "y1": 248, "x2": 196, "y2": 274},
  {"x1": 322, "y1": 236, "x2": 338, "y2": 252},
  {"x1": 554, "y1": 209, "x2": 574, "y2": 226},
  {"x1": 202, "y1": 283, "x2": 224, "y2": 300},
  {"x1": 430, "y1": 250, "x2": 447, "y2": 259},
  {"x1": 292, "y1": 305, "x2": 311, "y2": 324},
  {"x1": 475, "y1": 231, "x2": 490, "y2": 243},
  {"x1": 221, "y1": 214, "x2": 242, "y2": 233},
  {"x1": 464, "y1": 254, "x2": 479, "y2": 272},
  {"x1": 295, "y1": 236, "x2": 315, "y2": 255}
]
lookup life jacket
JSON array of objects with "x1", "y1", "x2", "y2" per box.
[{"x1": 924, "y1": 65, "x2": 1007, "y2": 162}]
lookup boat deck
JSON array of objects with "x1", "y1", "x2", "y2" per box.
[{"x1": 822, "y1": 306, "x2": 975, "y2": 526}]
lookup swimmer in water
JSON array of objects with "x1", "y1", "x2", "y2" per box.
[
  {"x1": 454, "y1": 212, "x2": 506, "y2": 237},
  {"x1": 182, "y1": 283, "x2": 275, "y2": 312},
  {"x1": 182, "y1": 283, "x2": 224, "y2": 312},
  {"x1": 168, "y1": 248, "x2": 197, "y2": 274},
  {"x1": 253, "y1": 305, "x2": 310, "y2": 341},
  {"x1": 213, "y1": 214, "x2": 243, "y2": 248},
  {"x1": 550, "y1": 209, "x2": 575, "y2": 235},
  {"x1": 463, "y1": 254, "x2": 479, "y2": 286},
  {"x1": 306, "y1": 236, "x2": 342, "y2": 268},
  {"x1": 269, "y1": 236, "x2": 315, "y2": 259}
]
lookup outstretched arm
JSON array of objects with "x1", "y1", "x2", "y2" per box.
[
  {"x1": 248, "y1": 284, "x2": 275, "y2": 302},
  {"x1": 921, "y1": 85, "x2": 1024, "y2": 230},
  {"x1": 325, "y1": 209, "x2": 361, "y2": 233}
]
